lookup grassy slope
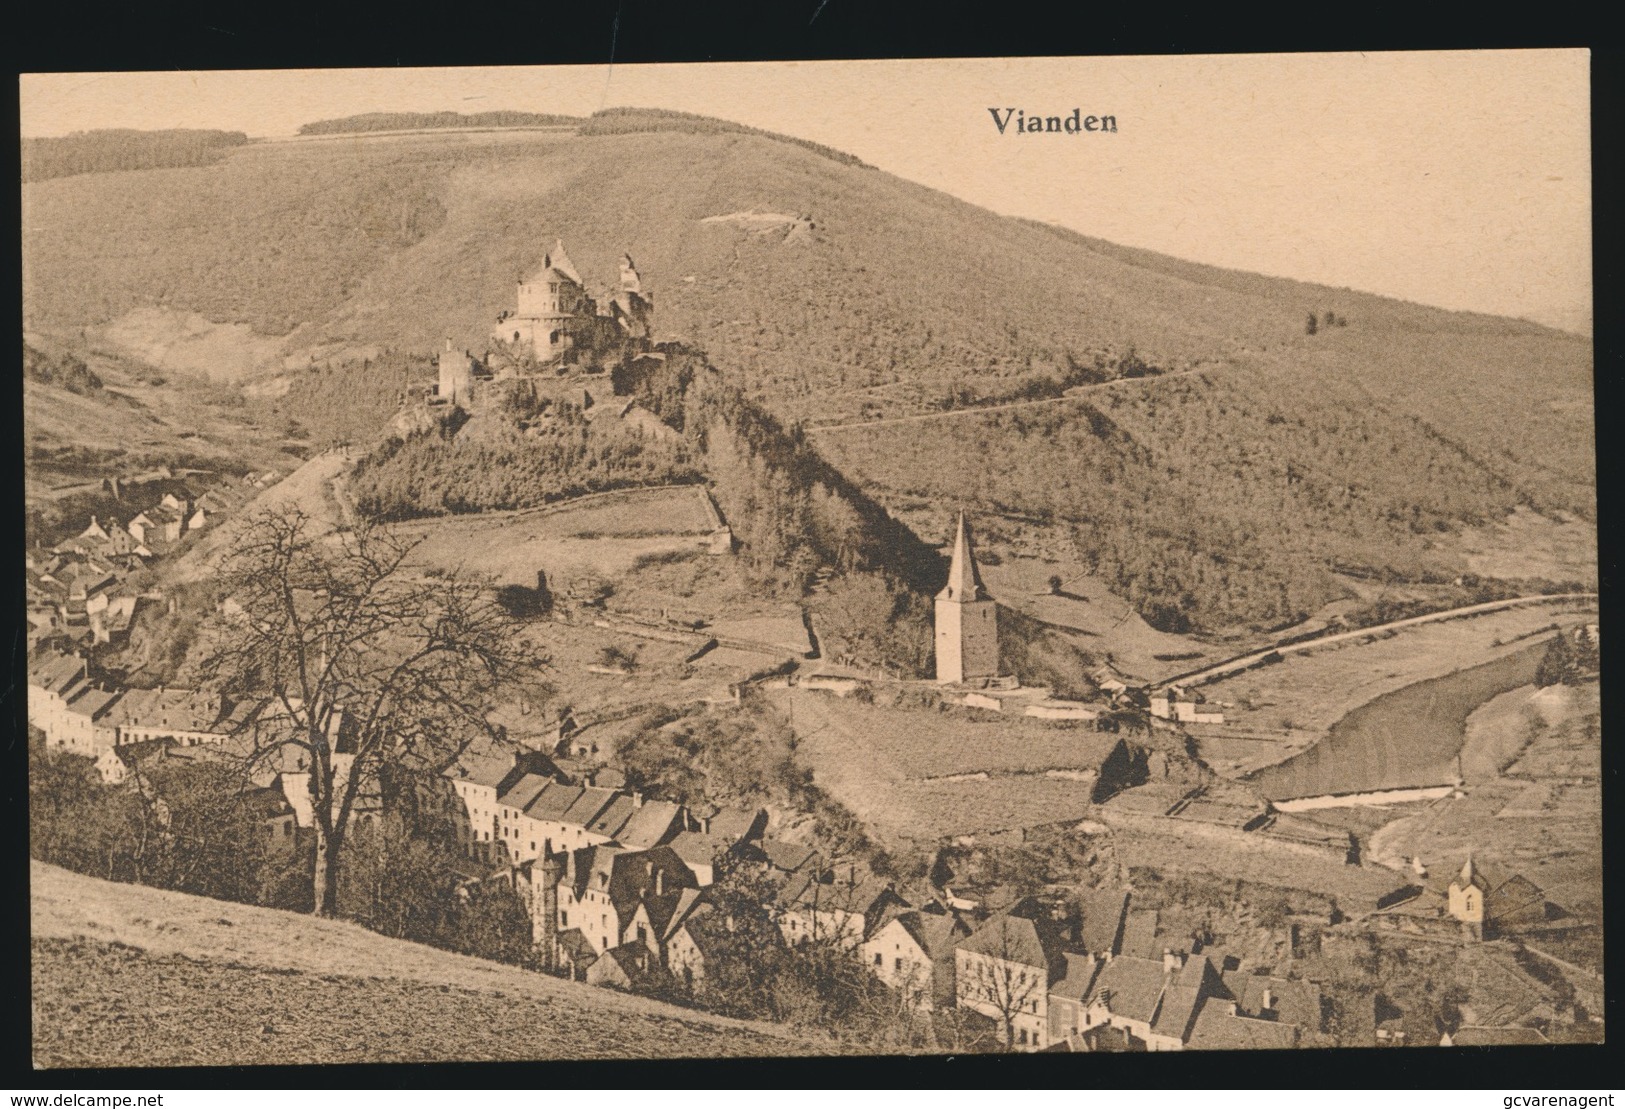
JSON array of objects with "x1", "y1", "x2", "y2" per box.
[{"x1": 31, "y1": 861, "x2": 832, "y2": 1066}]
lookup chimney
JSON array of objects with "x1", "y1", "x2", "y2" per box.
[
  {"x1": 1261, "y1": 987, "x2": 1276, "y2": 1012},
  {"x1": 632, "y1": 791, "x2": 644, "y2": 808},
  {"x1": 1162, "y1": 948, "x2": 1182, "y2": 974},
  {"x1": 445, "y1": 338, "x2": 453, "y2": 352},
  {"x1": 655, "y1": 869, "x2": 665, "y2": 896}
]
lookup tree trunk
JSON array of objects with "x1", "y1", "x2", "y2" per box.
[{"x1": 312, "y1": 825, "x2": 342, "y2": 917}]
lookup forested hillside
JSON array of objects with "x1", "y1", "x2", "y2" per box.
[
  {"x1": 21, "y1": 129, "x2": 249, "y2": 182},
  {"x1": 21, "y1": 117, "x2": 1594, "y2": 633}
]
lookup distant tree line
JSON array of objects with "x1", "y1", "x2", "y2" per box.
[
  {"x1": 22, "y1": 129, "x2": 249, "y2": 182},
  {"x1": 580, "y1": 107, "x2": 874, "y2": 168},
  {"x1": 296, "y1": 111, "x2": 584, "y2": 135}
]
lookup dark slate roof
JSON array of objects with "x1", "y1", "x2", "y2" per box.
[
  {"x1": 525, "y1": 782, "x2": 584, "y2": 822},
  {"x1": 1088, "y1": 956, "x2": 1169, "y2": 1024},
  {"x1": 1049, "y1": 953, "x2": 1103, "y2": 1003},
  {"x1": 497, "y1": 772, "x2": 554, "y2": 812},
  {"x1": 959, "y1": 908, "x2": 1069, "y2": 974},
  {"x1": 1079, "y1": 888, "x2": 1130, "y2": 956},
  {"x1": 758, "y1": 837, "x2": 820, "y2": 873},
  {"x1": 562, "y1": 786, "x2": 618, "y2": 829},
  {"x1": 1120, "y1": 909, "x2": 1162, "y2": 960},
  {"x1": 1186, "y1": 1003, "x2": 1299, "y2": 1051},
  {"x1": 667, "y1": 829, "x2": 726, "y2": 869},
  {"x1": 616, "y1": 800, "x2": 684, "y2": 850}
]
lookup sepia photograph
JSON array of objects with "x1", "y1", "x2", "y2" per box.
[{"x1": 19, "y1": 49, "x2": 1600, "y2": 1071}]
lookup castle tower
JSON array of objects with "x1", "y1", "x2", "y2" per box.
[
  {"x1": 438, "y1": 338, "x2": 476, "y2": 405},
  {"x1": 497, "y1": 239, "x2": 592, "y2": 362},
  {"x1": 935, "y1": 511, "x2": 1000, "y2": 684}
]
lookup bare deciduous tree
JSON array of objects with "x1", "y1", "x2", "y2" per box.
[{"x1": 202, "y1": 506, "x2": 547, "y2": 916}]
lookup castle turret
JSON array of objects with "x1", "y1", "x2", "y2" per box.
[
  {"x1": 499, "y1": 239, "x2": 593, "y2": 362},
  {"x1": 438, "y1": 338, "x2": 476, "y2": 405},
  {"x1": 935, "y1": 511, "x2": 1000, "y2": 684}
]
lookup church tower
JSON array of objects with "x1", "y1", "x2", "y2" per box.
[{"x1": 935, "y1": 511, "x2": 1000, "y2": 684}]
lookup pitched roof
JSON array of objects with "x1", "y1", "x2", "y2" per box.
[
  {"x1": 587, "y1": 793, "x2": 639, "y2": 839},
  {"x1": 497, "y1": 772, "x2": 555, "y2": 813},
  {"x1": 528, "y1": 240, "x2": 583, "y2": 287},
  {"x1": 666, "y1": 831, "x2": 731, "y2": 872},
  {"x1": 107, "y1": 688, "x2": 231, "y2": 734},
  {"x1": 960, "y1": 907, "x2": 1069, "y2": 974},
  {"x1": 612, "y1": 801, "x2": 684, "y2": 850},
  {"x1": 29, "y1": 651, "x2": 86, "y2": 693},
  {"x1": 1079, "y1": 888, "x2": 1130, "y2": 956},
  {"x1": 702, "y1": 805, "x2": 765, "y2": 842},
  {"x1": 1121, "y1": 909, "x2": 1162, "y2": 960},
  {"x1": 555, "y1": 927, "x2": 598, "y2": 966},
  {"x1": 757, "y1": 837, "x2": 820, "y2": 873},
  {"x1": 443, "y1": 744, "x2": 519, "y2": 791},
  {"x1": 937, "y1": 511, "x2": 989, "y2": 603},
  {"x1": 525, "y1": 782, "x2": 584, "y2": 822},
  {"x1": 910, "y1": 909, "x2": 971, "y2": 960},
  {"x1": 65, "y1": 685, "x2": 122, "y2": 721},
  {"x1": 1152, "y1": 984, "x2": 1204, "y2": 1041},
  {"x1": 1088, "y1": 956, "x2": 1169, "y2": 1024},
  {"x1": 1231, "y1": 974, "x2": 1322, "y2": 1030},
  {"x1": 1049, "y1": 953, "x2": 1103, "y2": 1002},
  {"x1": 1186, "y1": 1003, "x2": 1299, "y2": 1051},
  {"x1": 562, "y1": 786, "x2": 618, "y2": 829}
]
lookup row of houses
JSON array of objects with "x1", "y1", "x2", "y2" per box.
[
  {"x1": 28, "y1": 470, "x2": 272, "y2": 650},
  {"x1": 443, "y1": 743, "x2": 1325, "y2": 1050},
  {"x1": 27, "y1": 650, "x2": 259, "y2": 763}
]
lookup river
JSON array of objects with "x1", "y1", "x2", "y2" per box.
[{"x1": 1246, "y1": 637, "x2": 1552, "y2": 802}]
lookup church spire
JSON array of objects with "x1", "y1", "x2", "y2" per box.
[{"x1": 939, "y1": 510, "x2": 988, "y2": 603}]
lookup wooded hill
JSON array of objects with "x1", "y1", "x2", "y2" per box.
[{"x1": 21, "y1": 115, "x2": 1594, "y2": 631}]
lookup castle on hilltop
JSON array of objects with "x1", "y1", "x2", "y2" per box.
[
  {"x1": 435, "y1": 239, "x2": 655, "y2": 408},
  {"x1": 493, "y1": 239, "x2": 653, "y2": 364}
]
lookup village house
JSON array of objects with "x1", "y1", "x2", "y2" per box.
[
  {"x1": 96, "y1": 736, "x2": 175, "y2": 785},
  {"x1": 622, "y1": 886, "x2": 705, "y2": 964},
  {"x1": 109, "y1": 687, "x2": 256, "y2": 747},
  {"x1": 1083, "y1": 950, "x2": 1225, "y2": 1050},
  {"x1": 1442, "y1": 856, "x2": 1551, "y2": 940},
  {"x1": 955, "y1": 900, "x2": 1073, "y2": 1050},
  {"x1": 862, "y1": 906, "x2": 972, "y2": 1010},
  {"x1": 541, "y1": 843, "x2": 697, "y2": 958},
  {"x1": 1150, "y1": 686, "x2": 1225, "y2": 724},
  {"x1": 28, "y1": 651, "x2": 92, "y2": 743},
  {"x1": 585, "y1": 942, "x2": 666, "y2": 992},
  {"x1": 664, "y1": 901, "x2": 746, "y2": 988},
  {"x1": 776, "y1": 863, "x2": 903, "y2": 950}
]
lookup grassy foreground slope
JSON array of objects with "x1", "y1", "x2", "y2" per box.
[{"x1": 31, "y1": 861, "x2": 832, "y2": 1066}]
